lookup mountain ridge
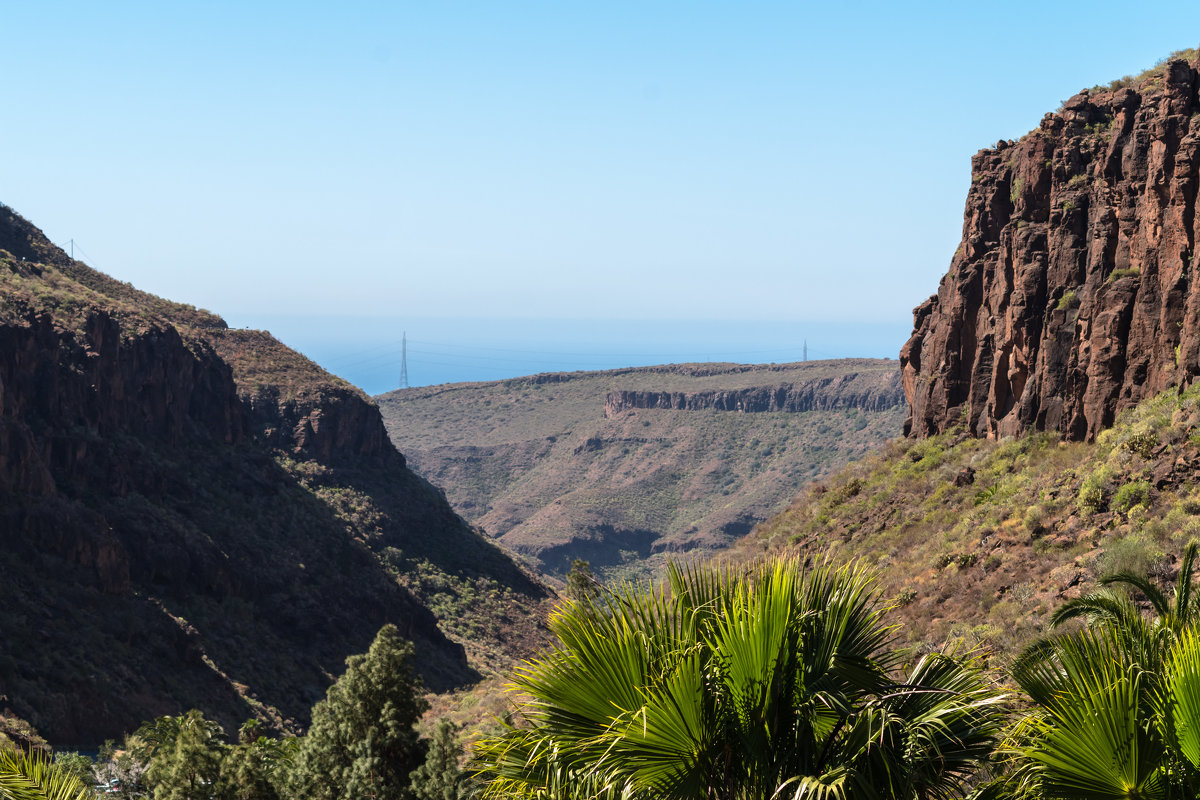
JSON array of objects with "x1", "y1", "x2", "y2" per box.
[{"x1": 0, "y1": 204, "x2": 551, "y2": 746}]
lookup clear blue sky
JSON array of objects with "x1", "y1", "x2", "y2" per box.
[{"x1": 5, "y1": 2, "x2": 1200, "y2": 390}]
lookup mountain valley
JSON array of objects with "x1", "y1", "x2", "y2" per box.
[{"x1": 376, "y1": 361, "x2": 905, "y2": 580}]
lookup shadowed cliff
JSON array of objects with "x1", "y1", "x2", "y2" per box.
[{"x1": 0, "y1": 204, "x2": 551, "y2": 745}]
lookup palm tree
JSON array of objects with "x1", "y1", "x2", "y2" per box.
[
  {"x1": 475, "y1": 557, "x2": 1005, "y2": 800},
  {"x1": 1057, "y1": 540, "x2": 1200, "y2": 633},
  {"x1": 987, "y1": 540, "x2": 1200, "y2": 799},
  {"x1": 0, "y1": 748, "x2": 92, "y2": 800},
  {"x1": 1045, "y1": 539, "x2": 1200, "y2": 672}
]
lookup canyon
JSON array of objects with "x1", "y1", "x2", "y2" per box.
[{"x1": 377, "y1": 361, "x2": 905, "y2": 578}]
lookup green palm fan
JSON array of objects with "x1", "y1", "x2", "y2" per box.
[
  {"x1": 1012, "y1": 627, "x2": 1168, "y2": 800},
  {"x1": 0, "y1": 749, "x2": 91, "y2": 800},
  {"x1": 476, "y1": 557, "x2": 1004, "y2": 800}
]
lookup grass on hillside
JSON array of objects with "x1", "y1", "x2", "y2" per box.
[
  {"x1": 0, "y1": 249, "x2": 223, "y2": 334},
  {"x1": 381, "y1": 362, "x2": 905, "y2": 582},
  {"x1": 742, "y1": 385, "x2": 1200, "y2": 665},
  {"x1": 0, "y1": 248, "x2": 353, "y2": 404},
  {"x1": 1085, "y1": 46, "x2": 1199, "y2": 94}
]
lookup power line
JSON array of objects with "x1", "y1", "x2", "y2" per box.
[{"x1": 399, "y1": 331, "x2": 409, "y2": 389}]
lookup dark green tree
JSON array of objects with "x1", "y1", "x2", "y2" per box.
[
  {"x1": 409, "y1": 720, "x2": 472, "y2": 800},
  {"x1": 48, "y1": 753, "x2": 92, "y2": 789},
  {"x1": 215, "y1": 721, "x2": 293, "y2": 800},
  {"x1": 564, "y1": 559, "x2": 599, "y2": 602},
  {"x1": 288, "y1": 624, "x2": 429, "y2": 800},
  {"x1": 143, "y1": 710, "x2": 225, "y2": 800}
]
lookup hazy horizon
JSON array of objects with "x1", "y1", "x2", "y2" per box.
[
  {"x1": 8, "y1": 2, "x2": 1200, "y2": 344},
  {"x1": 236, "y1": 313, "x2": 911, "y2": 395}
]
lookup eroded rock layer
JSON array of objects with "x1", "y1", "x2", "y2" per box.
[
  {"x1": 604, "y1": 371, "x2": 904, "y2": 417},
  {"x1": 902, "y1": 55, "x2": 1200, "y2": 441}
]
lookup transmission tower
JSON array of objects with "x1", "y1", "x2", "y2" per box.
[
  {"x1": 399, "y1": 331, "x2": 409, "y2": 389},
  {"x1": 803, "y1": 340, "x2": 807, "y2": 362}
]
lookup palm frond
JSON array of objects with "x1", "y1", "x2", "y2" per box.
[
  {"x1": 1100, "y1": 570, "x2": 1171, "y2": 619},
  {"x1": 0, "y1": 749, "x2": 92, "y2": 800},
  {"x1": 1167, "y1": 626, "x2": 1200, "y2": 769}
]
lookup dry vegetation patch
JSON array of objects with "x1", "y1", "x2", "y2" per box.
[{"x1": 739, "y1": 385, "x2": 1200, "y2": 665}]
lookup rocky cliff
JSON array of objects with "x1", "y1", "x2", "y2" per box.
[
  {"x1": 902, "y1": 50, "x2": 1200, "y2": 441},
  {"x1": 0, "y1": 205, "x2": 550, "y2": 745},
  {"x1": 604, "y1": 371, "x2": 904, "y2": 417}
]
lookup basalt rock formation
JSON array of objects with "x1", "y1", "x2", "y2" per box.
[
  {"x1": 604, "y1": 371, "x2": 904, "y2": 417},
  {"x1": 902, "y1": 52, "x2": 1200, "y2": 441},
  {"x1": 0, "y1": 205, "x2": 550, "y2": 745}
]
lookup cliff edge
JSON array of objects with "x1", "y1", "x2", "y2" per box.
[
  {"x1": 0, "y1": 204, "x2": 550, "y2": 745},
  {"x1": 902, "y1": 50, "x2": 1200, "y2": 441}
]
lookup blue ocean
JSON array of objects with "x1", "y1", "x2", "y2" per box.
[{"x1": 228, "y1": 315, "x2": 913, "y2": 397}]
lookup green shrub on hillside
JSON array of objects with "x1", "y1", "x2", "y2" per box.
[
  {"x1": 1009, "y1": 177, "x2": 1024, "y2": 203},
  {"x1": 1077, "y1": 484, "x2": 1106, "y2": 514},
  {"x1": 1123, "y1": 431, "x2": 1159, "y2": 458},
  {"x1": 1099, "y1": 533, "x2": 1165, "y2": 579},
  {"x1": 1111, "y1": 480, "x2": 1151, "y2": 514},
  {"x1": 1056, "y1": 290, "x2": 1079, "y2": 310}
]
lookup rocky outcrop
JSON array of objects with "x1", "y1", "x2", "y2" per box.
[
  {"x1": 604, "y1": 372, "x2": 904, "y2": 417},
  {"x1": 0, "y1": 206, "x2": 550, "y2": 745},
  {"x1": 902, "y1": 54, "x2": 1200, "y2": 441}
]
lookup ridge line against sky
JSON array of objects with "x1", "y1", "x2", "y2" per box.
[{"x1": 5, "y1": 2, "x2": 1200, "y2": 388}]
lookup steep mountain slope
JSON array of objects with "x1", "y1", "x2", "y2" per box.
[
  {"x1": 377, "y1": 361, "x2": 905, "y2": 579},
  {"x1": 739, "y1": 50, "x2": 1200, "y2": 666},
  {"x1": 741, "y1": 382, "x2": 1200, "y2": 663},
  {"x1": 0, "y1": 205, "x2": 551, "y2": 746},
  {"x1": 903, "y1": 49, "x2": 1200, "y2": 441}
]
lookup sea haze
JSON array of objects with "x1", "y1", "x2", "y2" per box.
[{"x1": 228, "y1": 314, "x2": 912, "y2": 395}]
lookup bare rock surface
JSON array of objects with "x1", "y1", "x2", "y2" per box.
[{"x1": 903, "y1": 55, "x2": 1200, "y2": 440}]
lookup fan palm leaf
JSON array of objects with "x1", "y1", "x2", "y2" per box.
[
  {"x1": 1166, "y1": 626, "x2": 1200, "y2": 774},
  {"x1": 0, "y1": 749, "x2": 91, "y2": 800},
  {"x1": 477, "y1": 557, "x2": 1003, "y2": 800}
]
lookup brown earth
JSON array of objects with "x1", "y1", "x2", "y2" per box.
[
  {"x1": 377, "y1": 361, "x2": 905, "y2": 580},
  {"x1": 903, "y1": 51, "x2": 1200, "y2": 441},
  {"x1": 742, "y1": 382, "x2": 1200, "y2": 669}
]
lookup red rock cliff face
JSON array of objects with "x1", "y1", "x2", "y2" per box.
[{"x1": 902, "y1": 56, "x2": 1200, "y2": 441}]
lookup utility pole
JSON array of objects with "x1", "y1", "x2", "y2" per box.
[
  {"x1": 399, "y1": 331, "x2": 409, "y2": 389},
  {"x1": 69, "y1": 239, "x2": 74, "y2": 260}
]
